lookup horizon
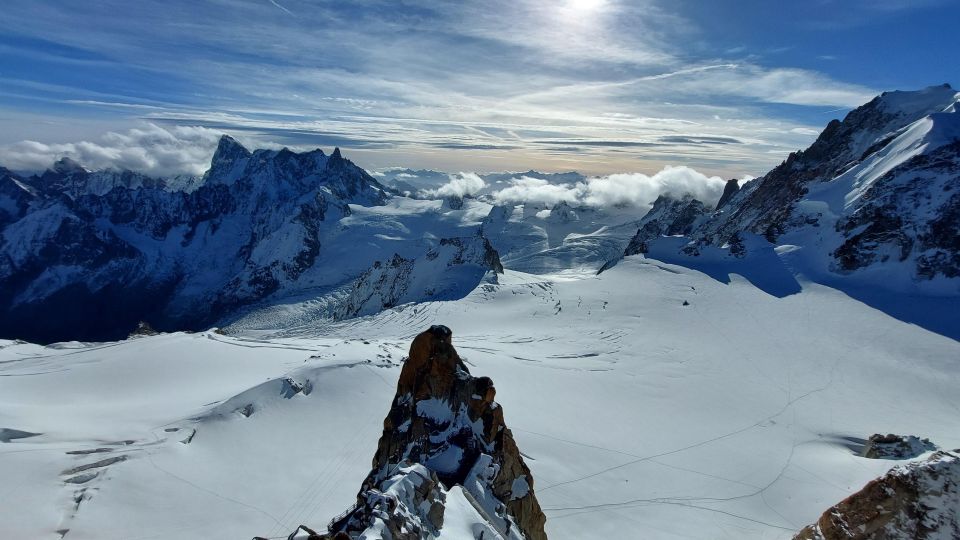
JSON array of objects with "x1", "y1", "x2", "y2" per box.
[{"x1": 1, "y1": 1, "x2": 957, "y2": 179}]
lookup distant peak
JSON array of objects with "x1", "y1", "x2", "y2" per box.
[
  {"x1": 213, "y1": 134, "x2": 250, "y2": 160},
  {"x1": 52, "y1": 157, "x2": 86, "y2": 175},
  {"x1": 330, "y1": 147, "x2": 342, "y2": 160}
]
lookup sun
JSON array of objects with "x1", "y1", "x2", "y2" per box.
[{"x1": 564, "y1": 0, "x2": 606, "y2": 11}]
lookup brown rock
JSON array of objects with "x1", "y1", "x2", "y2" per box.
[
  {"x1": 327, "y1": 324, "x2": 547, "y2": 539},
  {"x1": 794, "y1": 450, "x2": 960, "y2": 540}
]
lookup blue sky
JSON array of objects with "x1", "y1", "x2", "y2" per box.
[{"x1": 0, "y1": 0, "x2": 956, "y2": 177}]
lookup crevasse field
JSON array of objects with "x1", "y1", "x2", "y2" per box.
[{"x1": 3, "y1": 257, "x2": 958, "y2": 540}]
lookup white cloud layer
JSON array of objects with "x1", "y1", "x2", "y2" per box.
[
  {"x1": 0, "y1": 124, "x2": 223, "y2": 176},
  {"x1": 491, "y1": 166, "x2": 727, "y2": 210},
  {"x1": 422, "y1": 172, "x2": 487, "y2": 198}
]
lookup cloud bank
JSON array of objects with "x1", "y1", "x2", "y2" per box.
[
  {"x1": 422, "y1": 172, "x2": 487, "y2": 198},
  {"x1": 0, "y1": 124, "x2": 223, "y2": 176},
  {"x1": 491, "y1": 166, "x2": 727, "y2": 210}
]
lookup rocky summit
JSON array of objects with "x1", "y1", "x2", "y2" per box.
[{"x1": 301, "y1": 325, "x2": 547, "y2": 540}]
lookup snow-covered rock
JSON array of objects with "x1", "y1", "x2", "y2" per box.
[
  {"x1": 794, "y1": 450, "x2": 960, "y2": 540},
  {"x1": 312, "y1": 325, "x2": 546, "y2": 540}
]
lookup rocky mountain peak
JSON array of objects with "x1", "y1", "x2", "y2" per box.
[
  {"x1": 52, "y1": 156, "x2": 87, "y2": 176},
  {"x1": 316, "y1": 325, "x2": 547, "y2": 539},
  {"x1": 213, "y1": 134, "x2": 251, "y2": 161},
  {"x1": 206, "y1": 134, "x2": 252, "y2": 184}
]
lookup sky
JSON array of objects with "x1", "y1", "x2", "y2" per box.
[{"x1": 0, "y1": 0, "x2": 956, "y2": 178}]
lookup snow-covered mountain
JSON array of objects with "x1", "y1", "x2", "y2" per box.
[
  {"x1": 625, "y1": 84, "x2": 960, "y2": 292},
  {"x1": 0, "y1": 137, "x2": 396, "y2": 342}
]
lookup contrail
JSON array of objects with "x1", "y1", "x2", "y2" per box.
[{"x1": 268, "y1": 0, "x2": 294, "y2": 16}]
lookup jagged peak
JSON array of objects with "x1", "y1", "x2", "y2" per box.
[
  {"x1": 715, "y1": 178, "x2": 741, "y2": 210},
  {"x1": 52, "y1": 156, "x2": 87, "y2": 175},
  {"x1": 330, "y1": 147, "x2": 342, "y2": 160},
  {"x1": 211, "y1": 134, "x2": 251, "y2": 163}
]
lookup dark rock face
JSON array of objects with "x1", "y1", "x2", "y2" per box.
[
  {"x1": 624, "y1": 195, "x2": 710, "y2": 256},
  {"x1": 321, "y1": 326, "x2": 547, "y2": 540},
  {"x1": 832, "y1": 140, "x2": 960, "y2": 276},
  {"x1": 715, "y1": 179, "x2": 741, "y2": 210},
  {"x1": 794, "y1": 450, "x2": 960, "y2": 540},
  {"x1": 337, "y1": 236, "x2": 503, "y2": 319},
  {"x1": 0, "y1": 136, "x2": 389, "y2": 343},
  {"x1": 861, "y1": 434, "x2": 937, "y2": 460}
]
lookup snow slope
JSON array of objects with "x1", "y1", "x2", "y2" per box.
[{"x1": 2, "y1": 257, "x2": 958, "y2": 539}]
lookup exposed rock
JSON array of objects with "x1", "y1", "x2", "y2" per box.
[
  {"x1": 337, "y1": 237, "x2": 503, "y2": 319},
  {"x1": 128, "y1": 321, "x2": 160, "y2": 337},
  {"x1": 861, "y1": 434, "x2": 937, "y2": 460},
  {"x1": 442, "y1": 195, "x2": 464, "y2": 210},
  {"x1": 715, "y1": 178, "x2": 741, "y2": 210},
  {"x1": 623, "y1": 195, "x2": 710, "y2": 256},
  {"x1": 315, "y1": 325, "x2": 547, "y2": 540},
  {"x1": 794, "y1": 450, "x2": 960, "y2": 540}
]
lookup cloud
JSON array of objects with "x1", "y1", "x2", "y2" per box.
[
  {"x1": 680, "y1": 65, "x2": 876, "y2": 107},
  {"x1": 490, "y1": 165, "x2": 727, "y2": 210},
  {"x1": 492, "y1": 177, "x2": 582, "y2": 206},
  {"x1": 422, "y1": 172, "x2": 487, "y2": 198},
  {"x1": 0, "y1": 1, "x2": 886, "y2": 178},
  {"x1": 0, "y1": 123, "x2": 223, "y2": 176},
  {"x1": 581, "y1": 167, "x2": 727, "y2": 208}
]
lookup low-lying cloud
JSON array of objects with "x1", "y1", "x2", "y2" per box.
[
  {"x1": 0, "y1": 123, "x2": 224, "y2": 177},
  {"x1": 491, "y1": 166, "x2": 728, "y2": 210},
  {"x1": 421, "y1": 172, "x2": 487, "y2": 198}
]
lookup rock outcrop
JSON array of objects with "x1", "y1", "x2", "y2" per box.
[
  {"x1": 861, "y1": 434, "x2": 937, "y2": 460},
  {"x1": 714, "y1": 178, "x2": 740, "y2": 210},
  {"x1": 623, "y1": 195, "x2": 710, "y2": 257},
  {"x1": 336, "y1": 237, "x2": 503, "y2": 319},
  {"x1": 794, "y1": 450, "x2": 960, "y2": 540},
  {"x1": 315, "y1": 325, "x2": 547, "y2": 539}
]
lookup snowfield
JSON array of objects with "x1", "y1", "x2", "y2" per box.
[{"x1": 2, "y1": 256, "x2": 958, "y2": 539}]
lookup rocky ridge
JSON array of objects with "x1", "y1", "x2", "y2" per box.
[{"x1": 0, "y1": 136, "x2": 390, "y2": 342}]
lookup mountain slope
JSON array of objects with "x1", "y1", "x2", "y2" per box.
[{"x1": 616, "y1": 85, "x2": 960, "y2": 294}]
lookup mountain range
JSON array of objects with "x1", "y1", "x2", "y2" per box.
[{"x1": 3, "y1": 85, "x2": 958, "y2": 343}]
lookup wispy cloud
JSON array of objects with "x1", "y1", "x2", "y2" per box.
[{"x1": 0, "y1": 0, "x2": 889, "y2": 176}]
